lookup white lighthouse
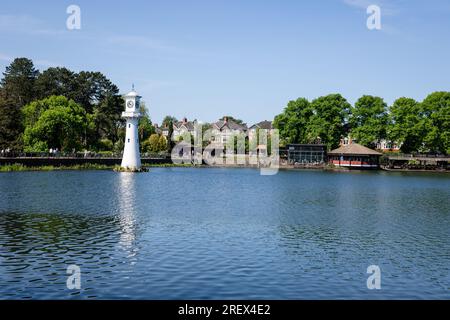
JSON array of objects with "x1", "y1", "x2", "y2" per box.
[{"x1": 121, "y1": 86, "x2": 142, "y2": 171}]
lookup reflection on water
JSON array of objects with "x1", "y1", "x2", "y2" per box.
[
  {"x1": 0, "y1": 168, "x2": 449, "y2": 299},
  {"x1": 0, "y1": 212, "x2": 122, "y2": 299},
  {"x1": 117, "y1": 173, "x2": 137, "y2": 251}
]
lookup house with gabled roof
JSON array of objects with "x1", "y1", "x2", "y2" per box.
[
  {"x1": 173, "y1": 117, "x2": 196, "y2": 141},
  {"x1": 211, "y1": 117, "x2": 248, "y2": 144},
  {"x1": 248, "y1": 120, "x2": 273, "y2": 141},
  {"x1": 249, "y1": 120, "x2": 273, "y2": 131}
]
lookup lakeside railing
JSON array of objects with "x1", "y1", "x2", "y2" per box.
[
  {"x1": 0, "y1": 152, "x2": 170, "y2": 159},
  {"x1": 386, "y1": 153, "x2": 450, "y2": 160}
]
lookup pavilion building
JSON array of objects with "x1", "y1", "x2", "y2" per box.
[{"x1": 328, "y1": 143, "x2": 382, "y2": 169}]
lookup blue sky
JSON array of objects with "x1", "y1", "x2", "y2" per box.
[{"x1": 0, "y1": 0, "x2": 449, "y2": 125}]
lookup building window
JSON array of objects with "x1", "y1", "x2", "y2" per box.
[
  {"x1": 128, "y1": 139, "x2": 130, "y2": 143},
  {"x1": 129, "y1": 124, "x2": 131, "y2": 128}
]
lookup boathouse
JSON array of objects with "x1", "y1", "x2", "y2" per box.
[
  {"x1": 328, "y1": 143, "x2": 382, "y2": 169},
  {"x1": 287, "y1": 144, "x2": 327, "y2": 164}
]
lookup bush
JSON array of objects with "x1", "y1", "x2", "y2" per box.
[
  {"x1": 113, "y1": 139, "x2": 124, "y2": 154},
  {"x1": 98, "y1": 138, "x2": 113, "y2": 151}
]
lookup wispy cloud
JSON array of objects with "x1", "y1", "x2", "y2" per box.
[
  {"x1": 106, "y1": 35, "x2": 176, "y2": 51},
  {"x1": 0, "y1": 14, "x2": 66, "y2": 36},
  {"x1": 0, "y1": 14, "x2": 40, "y2": 30},
  {"x1": 0, "y1": 53, "x2": 13, "y2": 62},
  {"x1": 0, "y1": 52, "x2": 60, "y2": 68},
  {"x1": 34, "y1": 59, "x2": 61, "y2": 68},
  {"x1": 140, "y1": 79, "x2": 177, "y2": 90},
  {"x1": 342, "y1": 0, "x2": 398, "y2": 16},
  {"x1": 105, "y1": 34, "x2": 214, "y2": 63}
]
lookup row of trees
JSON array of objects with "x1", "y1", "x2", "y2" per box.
[
  {"x1": 0, "y1": 58, "x2": 158, "y2": 153},
  {"x1": 1, "y1": 57, "x2": 448, "y2": 155},
  {"x1": 274, "y1": 93, "x2": 450, "y2": 154}
]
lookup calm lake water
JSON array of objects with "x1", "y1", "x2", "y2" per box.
[{"x1": 0, "y1": 168, "x2": 449, "y2": 299}]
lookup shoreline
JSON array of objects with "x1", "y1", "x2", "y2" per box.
[
  {"x1": 1, "y1": 162, "x2": 449, "y2": 174},
  {"x1": 0, "y1": 163, "x2": 194, "y2": 172}
]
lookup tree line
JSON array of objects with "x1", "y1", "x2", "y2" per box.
[
  {"x1": 1, "y1": 58, "x2": 448, "y2": 155},
  {"x1": 0, "y1": 57, "x2": 161, "y2": 154},
  {"x1": 274, "y1": 93, "x2": 449, "y2": 154}
]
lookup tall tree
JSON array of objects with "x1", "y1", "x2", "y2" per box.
[
  {"x1": 0, "y1": 58, "x2": 39, "y2": 151},
  {"x1": 420, "y1": 92, "x2": 450, "y2": 154},
  {"x1": 0, "y1": 92, "x2": 23, "y2": 151},
  {"x1": 70, "y1": 71, "x2": 123, "y2": 148},
  {"x1": 35, "y1": 67, "x2": 77, "y2": 100},
  {"x1": 273, "y1": 98, "x2": 313, "y2": 145},
  {"x1": 72, "y1": 71, "x2": 120, "y2": 113},
  {"x1": 388, "y1": 97, "x2": 423, "y2": 153},
  {"x1": 349, "y1": 95, "x2": 388, "y2": 148},
  {"x1": 308, "y1": 94, "x2": 351, "y2": 150},
  {"x1": 92, "y1": 94, "x2": 124, "y2": 145},
  {"x1": 0, "y1": 58, "x2": 39, "y2": 106}
]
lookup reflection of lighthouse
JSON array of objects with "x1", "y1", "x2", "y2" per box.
[
  {"x1": 121, "y1": 86, "x2": 142, "y2": 171},
  {"x1": 117, "y1": 173, "x2": 138, "y2": 258}
]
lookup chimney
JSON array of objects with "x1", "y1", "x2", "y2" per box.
[
  {"x1": 182, "y1": 117, "x2": 187, "y2": 124},
  {"x1": 223, "y1": 116, "x2": 228, "y2": 123}
]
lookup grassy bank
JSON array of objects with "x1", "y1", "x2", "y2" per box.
[
  {"x1": 0, "y1": 163, "x2": 195, "y2": 172},
  {"x1": 0, "y1": 163, "x2": 114, "y2": 172}
]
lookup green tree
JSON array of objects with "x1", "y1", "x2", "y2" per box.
[
  {"x1": 349, "y1": 95, "x2": 388, "y2": 148},
  {"x1": 388, "y1": 97, "x2": 423, "y2": 153},
  {"x1": 138, "y1": 102, "x2": 155, "y2": 149},
  {"x1": 35, "y1": 67, "x2": 77, "y2": 100},
  {"x1": 113, "y1": 139, "x2": 124, "y2": 154},
  {"x1": 308, "y1": 94, "x2": 351, "y2": 150},
  {"x1": 221, "y1": 115, "x2": 244, "y2": 125},
  {"x1": 158, "y1": 135, "x2": 167, "y2": 151},
  {"x1": 200, "y1": 122, "x2": 212, "y2": 148},
  {"x1": 22, "y1": 96, "x2": 91, "y2": 152},
  {"x1": 419, "y1": 92, "x2": 450, "y2": 154},
  {"x1": 162, "y1": 115, "x2": 177, "y2": 152},
  {"x1": 75, "y1": 72, "x2": 123, "y2": 148},
  {"x1": 72, "y1": 71, "x2": 120, "y2": 113},
  {"x1": 0, "y1": 92, "x2": 23, "y2": 151},
  {"x1": 0, "y1": 57, "x2": 39, "y2": 106},
  {"x1": 145, "y1": 134, "x2": 163, "y2": 153},
  {"x1": 273, "y1": 98, "x2": 313, "y2": 145},
  {"x1": 98, "y1": 138, "x2": 113, "y2": 151},
  {"x1": 92, "y1": 94, "x2": 124, "y2": 146},
  {"x1": 162, "y1": 115, "x2": 177, "y2": 127},
  {"x1": 0, "y1": 58, "x2": 39, "y2": 150}
]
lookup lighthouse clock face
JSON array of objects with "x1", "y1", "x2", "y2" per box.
[{"x1": 127, "y1": 100, "x2": 134, "y2": 109}]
